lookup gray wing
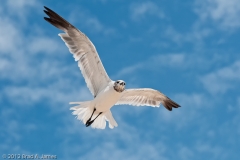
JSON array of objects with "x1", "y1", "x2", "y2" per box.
[
  {"x1": 115, "y1": 88, "x2": 180, "y2": 111},
  {"x1": 44, "y1": 6, "x2": 111, "y2": 97}
]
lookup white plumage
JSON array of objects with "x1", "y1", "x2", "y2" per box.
[
  {"x1": 44, "y1": 6, "x2": 180, "y2": 129},
  {"x1": 58, "y1": 31, "x2": 110, "y2": 97}
]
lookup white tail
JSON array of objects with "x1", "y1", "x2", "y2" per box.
[{"x1": 70, "y1": 101, "x2": 118, "y2": 129}]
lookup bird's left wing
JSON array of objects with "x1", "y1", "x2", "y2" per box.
[
  {"x1": 115, "y1": 88, "x2": 180, "y2": 111},
  {"x1": 43, "y1": 6, "x2": 111, "y2": 97}
]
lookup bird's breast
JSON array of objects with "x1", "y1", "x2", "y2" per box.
[{"x1": 93, "y1": 85, "x2": 122, "y2": 112}]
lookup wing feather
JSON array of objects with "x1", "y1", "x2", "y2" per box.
[
  {"x1": 116, "y1": 88, "x2": 180, "y2": 111},
  {"x1": 44, "y1": 6, "x2": 111, "y2": 97}
]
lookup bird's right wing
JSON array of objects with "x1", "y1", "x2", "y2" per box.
[
  {"x1": 44, "y1": 6, "x2": 111, "y2": 97},
  {"x1": 115, "y1": 88, "x2": 180, "y2": 111}
]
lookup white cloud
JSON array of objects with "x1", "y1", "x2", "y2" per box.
[
  {"x1": 0, "y1": 18, "x2": 22, "y2": 53},
  {"x1": 195, "y1": 142, "x2": 225, "y2": 159},
  {"x1": 0, "y1": 2, "x2": 239, "y2": 159},
  {"x1": 115, "y1": 53, "x2": 187, "y2": 79},
  {"x1": 0, "y1": 2, "x2": 93, "y2": 153},
  {"x1": 81, "y1": 142, "x2": 168, "y2": 160},
  {"x1": 114, "y1": 63, "x2": 142, "y2": 78},
  {"x1": 0, "y1": 1, "x2": 92, "y2": 110},
  {"x1": 158, "y1": 93, "x2": 210, "y2": 129},
  {"x1": 4, "y1": 0, "x2": 40, "y2": 21},
  {"x1": 115, "y1": 52, "x2": 231, "y2": 79},
  {"x1": 130, "y1": 2, "x2": 164, "y2": 21},
  {"x1": 68, "y1": 7, "x2": 116, "y2": 36},
  {"x1": 150, "y1": 53, "x2": 185, "y2": 68},
  {"x1": 177, "y1": 146, "x2": 194, "y2": 160},
  {"x1": 162, "y1": 0, "x2": 240, "y2": 47},
  {"x1": 175, "y1": 93, "x2": 207, "y2": 108},
  {"x1": 164, "y1": 25, "x2": 212, "y2": 47},
  {"x1": 7, "y1": 0, "x2": 38, "y2": 10},
  {"x1": 58, "y1": 111, "x2": 169, "y2": 160},
  {"x1": 27, "y1": 37, "x2": 64, "y2": 55},
  {"x1": 2, "y1": 85, "x2": 91, "y2": 109},
  {"x1": 195, "y1": 0, "x2": 240, "y2": 29},
  {"x1": 201, "y1": 60, "x2": 240, "y2": 94},
  {"x1": 0, "y1": 107, "x2": 37, "y2": 153}
]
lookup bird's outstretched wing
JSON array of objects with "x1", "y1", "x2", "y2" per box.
[
  {"x1": 115, "y1": 88, "x2": 180, "y2": 111},
  {"x1": 43, "y1": 6, "x2": 111, "y2": 97}
]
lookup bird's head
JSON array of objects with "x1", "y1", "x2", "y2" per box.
[{"x1": 113, "y1": 80, "x2": 126, "y2": 93}]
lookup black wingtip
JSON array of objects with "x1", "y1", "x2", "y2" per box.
[
  {"x1": 44, "y1": 6, "x2": 50, "y2": 11},
  {"x1": 44, "y1": 17, "x2": 49, "y2": 21},
  {"x1": 43, "y1": 10, "x2": 48, "y2": 15},
  {"x1": 43, "y1": 6, "x2": 75, "y2": 32},
  {"x1": 163, "y1": 97, "x2": 181, "y2": 111},
  {"x1": 43, "y1": 6, "x2": 50, "y2": 14},
  {"x1": 43, "y1": 17, "x2": 53, "y2": 24}
]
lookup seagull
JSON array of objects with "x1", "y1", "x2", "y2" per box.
[{"x1": 43, "y1": 6, "x2": 180, "y2": 129}]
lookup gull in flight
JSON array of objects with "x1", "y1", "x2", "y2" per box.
[{"x1": 43, "y1": 6, "x2": 180, "y2": 129}]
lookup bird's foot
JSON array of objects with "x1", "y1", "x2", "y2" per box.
[
  {"x1": 86, "y1": 119, "x2": 94, "y2": 127},
  {"x1": 85, "y1": 110, "x2": 103, "y2": 127},
  {"x1": 85, "y1": 108, "x2": 96, "y2": 127}
]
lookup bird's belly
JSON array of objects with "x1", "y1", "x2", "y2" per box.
[{"x1": 93, "y1": 87, "x2": 122, "y2": 112}]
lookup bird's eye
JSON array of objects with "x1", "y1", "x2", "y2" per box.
[
  {"x1": 123, "y1": 82, "x2": 125, "y2": 85},
  {"x1": 116, "y1": 81, "x2": 119, "y2": 84}
]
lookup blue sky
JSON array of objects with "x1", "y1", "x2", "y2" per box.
[{"x1": 0, "y1": 0, "x2": 240, "y2": 159}]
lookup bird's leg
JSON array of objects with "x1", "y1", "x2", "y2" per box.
[
  {"x1": 92, "y1": 112, "x2": 102, "y2": 122},
  {"x1": 86, "y1": 110, "x2": 102, "y2": 127},
  {"x1": 86, "y1": 108, "x2": 96, "y2": 125}
]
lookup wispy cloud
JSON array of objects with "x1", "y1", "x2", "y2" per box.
[
  {"x1": 58, "y1": 109, "x2": 169, "y2": 160},
  {"x1": 130, "y1": 2, "x2": 164, "y2": 21},
  {"x1": 114, "y1": 53, "x2": 186, "y2": 79},
  {"x1": 160, "y1": 0, "x2": 240, "y2": 48},
  {"x1": 0, "y1": 3, "x2": 96, "y2": 156},
  {"x1": 3, "y1": 0, "x2": 40, "y2": 22},
  {"x1": 0, "y1": 1, "x2": 92, "y2": 112},
  {"x1": 0, "y1": 18, "x2": 22, "y2": 53},
  {"x1": 158, "y1": 92, "x2": 210, "y2": 129},
  {"x1": 115, "y1": 52, "x2": 232, "y2": 79},
  {"x1": 27, "y1": 37, "x2": 63, "y2": 55},
  {"x1": 79, "y1": 142, "x2": 168, "y2": 160},
  {"x1": 1, "y1": 1, "x2": 240, "y2": 159},
  {"x1": 200, "y1": 60, "x2": 240, "y2": 94},
  {"x1": 195, "y1": 0, "x2": 240, "y2": 29},
  {"x1": 0, "y1": 107, "x2": 37, "y2": 154},
  {"x1": 164, "y1": 26, "x2": 212, "y2": 47},
  {"x1": 68, "y1": 7, "x2": 116, "y2": 36}
]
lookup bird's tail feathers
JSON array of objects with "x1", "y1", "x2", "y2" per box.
[
  {"x1": 105, "y1": 110, "x2": 118, "y2": 129},
  {"x1": 69, "y1": 101, "x2": 84, "y2": 105},
  {"x1": 70, "y1": 101, "x2": 117, "y2": 129}
]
